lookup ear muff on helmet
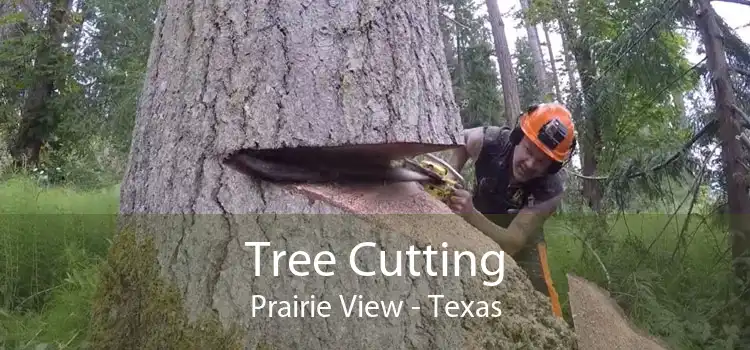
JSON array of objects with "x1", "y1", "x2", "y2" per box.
[
  {"x1": 510, "y1": 104, "x2": 577, "y2": 174},
  {"x1": 546, "y1": 135, "x2": 576, "y2": 174}
]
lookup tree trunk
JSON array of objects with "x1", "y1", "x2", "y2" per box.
[
  {"x1": 556, "y1": 1, "x2": 602, "y2": 212},
  {"x1": 542, "y1": 22, "x2": 562, "y2": 102},
  {"x1": 519, "y1": 0, "x2": 549, "y2": 101},
  {"x1": 558, "y1": 23, "x2": 577, "y2": 104},
  {"x1": 438, "y1": 3, "x2": 456, "y2": 72},
  {"x1": 672, "y1": 91, "x2": 687, "y2": 127},
  {"x1": 93, "y1": 1, "x2": 577, "y2": 349},
  {"x1": 453, "y1": 0, "x2": 466, "y2": 106},
  {"x1": 694, "y1": 0, "x2": 750, "y2": 318},
  {"x1": 10, "y1": 0, "x2": 71, "y2": 167},
  {"x1": 485, "y1": 0, "x2": 521, "y2": 125}
]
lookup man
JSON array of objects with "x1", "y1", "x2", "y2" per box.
[{"x1": 445, "y1": 103, "x2": 577, "y2": 318}]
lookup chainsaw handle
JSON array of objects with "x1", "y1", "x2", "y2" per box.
[{"x1": 424, "y1": 153, "x2": 466, "y2": 187}]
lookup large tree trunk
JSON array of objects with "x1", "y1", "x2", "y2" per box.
[
  {"x1": 92, "y1": 1, "x2": 577, "y2": 349},
  {"x1": 485, "y1": 0, "x2": 521, "y2": 125},
  {"x1": 694, "y1": 0, "x2": 750, "y2": 324},
  {"x1": 519, "y1": 0, "x2": 550, "y2": 101}
]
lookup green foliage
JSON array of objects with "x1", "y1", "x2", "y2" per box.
[
  {"x1": 0, "y1": 177, "x2": 118, "y2": 313},
  {"x1": 79, "y1": 0, "x2": 161, "y2": 154},
  {"x1": 441, "y1": 0, "x2": 504, "y2": 127},
  {"x1": 0, "y1": 0, "x2": 159, "y2": 187},
  {"x1": 0, "y1": 177, "x2": 118, "y2": 349},
  {"x1": 547, "y1": 213, "x2": 741, "y2": 350},
  {"x1": 460, "y1": 42, "x2": 504, "y2": 127}
]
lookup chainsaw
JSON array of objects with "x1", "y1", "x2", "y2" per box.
[
  {"x1": 398, "y1": 153, "x2": 466, "y2": 203},
  {"x1": 223, "y1": 147, "x2": 466, "y2": 203}
]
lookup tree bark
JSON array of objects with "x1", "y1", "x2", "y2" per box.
[
  {"x1": 100, "y1": 1, "x2": 577, "y2": 348},
  {"x1": 694, "y1": 0, "x2": 750, "y2": 309},
  {"x1": 485, "y1": 0, "x2": 521, "y2": 125}
]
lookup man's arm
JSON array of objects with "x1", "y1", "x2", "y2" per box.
[
  {"x1": 447, "y1": 127, "x2": 484, "y2": 174},
  {"x1": 500, "y1": 177, "x2": 565, "y2": 253},
  {"x1": 459, "y1": 178, "x2": 564, "y2": 255}
]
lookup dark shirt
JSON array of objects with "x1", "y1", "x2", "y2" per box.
[{"x1": 471, "y1": 126, "x2": 564, "y2": 247}]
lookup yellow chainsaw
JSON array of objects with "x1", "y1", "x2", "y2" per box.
[
  {"x1": 399, "y1": 154, "x2": 466, "y2": 203},
  {"x1": 223, "y1": 147, "x2": 466, "y2": 202}
]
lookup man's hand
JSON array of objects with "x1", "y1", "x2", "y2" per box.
[{"x1": 447, "y1": 188, "x2": 474, "y2": 215}]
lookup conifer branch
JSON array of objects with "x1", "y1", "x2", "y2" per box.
[{"x1": 568, "y1": 119, "x2": 718, "y2": 181}]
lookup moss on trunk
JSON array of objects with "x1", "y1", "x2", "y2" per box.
[{"x1": 88, "y1": 229, "x2": 243, "y2": 350}]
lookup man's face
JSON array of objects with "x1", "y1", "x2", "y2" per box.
[{"x1": 511, "y1": 136, "x2": 554, "y2": 182}]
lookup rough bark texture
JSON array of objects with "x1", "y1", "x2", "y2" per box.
[
  {"x1": 485, "y1": 0, "x2": 521, "y2": 126},
  {"x1": 567, "y1": 274, "x2": 669, "y2": 350},
  {"x1": 111, "y1": 0, "x2": 577, "y2": 348}
]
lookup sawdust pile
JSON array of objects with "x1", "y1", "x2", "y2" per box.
[
  {"x1": 567, "y1": 273, "x2": 670, "y2": 350},
  {"x1": 268, "y1": 181, "x2": 580, "y2": 349}
]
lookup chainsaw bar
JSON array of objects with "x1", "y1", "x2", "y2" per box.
[{"x1": 224, "y1": 149, "x2": 434, "y2": 185}]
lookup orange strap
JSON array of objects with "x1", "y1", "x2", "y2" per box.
[{"x1": 537, "y1": 242, "x2": 563, "y2": 318}]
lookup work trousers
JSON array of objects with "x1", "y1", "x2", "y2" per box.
[{"x1": 513, "y1": 236, "x2": 563, "y2": 318}]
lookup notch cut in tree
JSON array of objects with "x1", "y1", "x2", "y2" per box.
[{"x1": 103, "y1": 1, "x2": 577, "y2": 349}]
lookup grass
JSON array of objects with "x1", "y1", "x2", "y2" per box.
[
  {"x1": 0, "y1": 175, "x2": 743, "y2": 349},
  {"x1": 0, "y1": 176, "x2": 119, "y2": 349}
]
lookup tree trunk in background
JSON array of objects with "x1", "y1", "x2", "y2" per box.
[
  {"x1": 559, "y1": 24, "x2": 577, "y2": 104},
  {"x1": 672, "y1": 91, "x2": 687, "y2": 126},
  {"x1": 91, "y1": 1, "x2": 576, "y2": 348},
  {"x1": 542, "y1": 22, "x2": 562, "y2": 102},
  {"x1": 519, "y1": 0, "x2": 550, "y2": 102},
  {"x1": 438, "y1": 3, "x2": 456, "y2": 72},
  {"x1": 694, "y1": 0, "x2": 750, "y2": 337},
  {"x1": 556, "y1": 0, "x2": 602, "y2": 213},
  {"x1": 485, "y1": 0, "x2": 521, "y2": 125},
  {"x1": 10, "y1": 0, "x2": 72, "y2": 167},
  {"x1": 453, "y1": 0, "x2": 466, "y2": 107}
]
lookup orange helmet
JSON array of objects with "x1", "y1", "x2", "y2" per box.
[{"x1": 518, "y1": 103, "x2": 576, "y2": 163}]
